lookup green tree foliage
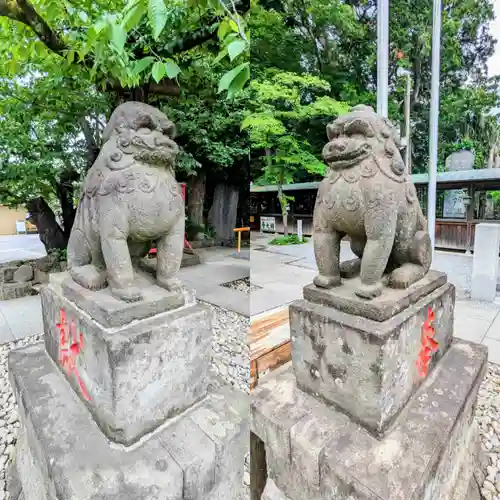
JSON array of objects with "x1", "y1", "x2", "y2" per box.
[
  {"x1": 0, "y1": 0, "x2": 250, "y2": 101},
  {"x1": 251, "y1": 0, "x2": 499, "y2": 174},
  {"x1": 0, "y1": 73, "x2": 110, "y2": 249},
  {"x1": 243, "y1": 70, "x2": 348, "y2": 233}
]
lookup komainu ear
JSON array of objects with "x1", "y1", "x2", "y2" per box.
[
  {"x1": 162, "y1": 120, "x2": 176, "y2": 138},
  {"x1": 326, "y1": 123, "x2": 341, "y2": 141}
]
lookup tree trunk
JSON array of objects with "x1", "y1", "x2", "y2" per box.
[
  {"x1": 187, "y1": 172, "x2": 206, "y2": 236},
  {"x1": 56, "y1": 169, "x2": 79, "y2": 239},
  {"x1": 26, "y1": 197, "x2": 67, "y2": 252},
  {"x1": 277, "y1": 184, "x2": 289, "y2": 237},
  {"x1": 208, "y1": 184, "x2": 239, "y2": 243},
  {"x1": 488, "y1": 146, "x2": 495, "y2": 169},
  {"x1": 277, "y1": 166, "x2": 288, "y2": 237}
]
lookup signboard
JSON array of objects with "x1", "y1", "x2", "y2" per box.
[
  {"x1": 260, "y1": 216, "x2": 276, "y2": 233},
  {"x1": 443, "y1": 189, "x2": 466, "y2": 219}
]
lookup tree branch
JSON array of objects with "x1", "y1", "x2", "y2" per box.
[{"x1": 0, "y1": 0, "x2": 67, "y2": 54}]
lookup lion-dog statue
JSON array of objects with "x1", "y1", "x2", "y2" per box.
[
  {"x1": 313, "y1": 105, "x2": 431, "y2": 299},
  {"x1": 67, "y1": 102, "x2": 184, "y2": 302}
]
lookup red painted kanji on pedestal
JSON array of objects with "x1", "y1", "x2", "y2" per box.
[
  {"x1": 416, "y1": 307, "x2": 439, "y2": 378},
  {"x1": 55, "y1": 309, "x2": 91, "y2": 401}
]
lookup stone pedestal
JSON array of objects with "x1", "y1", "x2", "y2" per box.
[
  {"x1": 9, "y1": 271, "x2": 248, "y2": 500},
  {"x1": 251, "y1": 274, "x2": 487, "y2": 500},
  {"x1": 471, "y1": 223, "x2": 500, "y2": 302}
]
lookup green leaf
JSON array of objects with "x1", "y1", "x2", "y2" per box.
[
  {"x1": 133, "y1": 56, "x2": 155, "y2": 74},
  {"x1": 123, "y1": 0, "x2": 147, "y2": 31},
  {"x1": 227, "y1": 62, "x2": 250, "y2": 99},
  {"x1": 165, "y1": 59, "x2": 181, "y2": 79},
  {"x1": 227, "y1": 40, "x2": 246, "y2": 61},
  {"x1": 111, "y1": 23, "x2": 127, "y2": 52},
  {"x1": 229, "y1": 20, "x2": 239, "y2": 32},
  {"x1": 213, "y1": 48, "x2": 228, "y2": 64},
  {"x1": 79, "y1": 11, "x2": 89, "y2": 23},
  {"x1": 148, "y1": 0, "x2": 168, "y2": 40},
  {"x1": 151, "y1": 60, "x2": 166, "y2": 82},
  {"x1": 217, "y1": 20, "x2": 231, "y2": 41},
  {"x1": 218, "y1": 62, "x2": 249, "y2": 94},
  {"x1": 93, "y1": 18, "x2": 108, "y2": 34}
]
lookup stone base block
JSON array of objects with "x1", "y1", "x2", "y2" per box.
[
  {"x1": 251, "y1": 339, "x2": 487, "y2": 500},
  {"x1": 41, "y1": 275, "x2": 212, "y2": 445},
  {"x1": 290, "y1": 281, "x2": 455, "y2": 436},
  {"x1": 0, "y1": 281, "x2": 33, "y2": 300},
  {"x1": 9, "y1": 343, "x2": 249, "y2": 500}
]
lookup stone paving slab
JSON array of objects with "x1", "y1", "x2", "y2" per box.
[
  {"x1": 0, "y1": 295, "x2": 42, "y2": 341},
  {"x1": 197, "y1": 286, "x2": 249, "y2": 317}
]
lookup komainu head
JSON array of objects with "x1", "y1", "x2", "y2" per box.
[
  {"x1": 322, "y1": 105, "x2": 405, "y2": 175},
  {"x1": 103, "y1": 102, "x2": 179, "y2": 167}
]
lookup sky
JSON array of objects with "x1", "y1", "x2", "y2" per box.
[{"x1": 489, "y1": 0, "x2": 500, "y2": 77}]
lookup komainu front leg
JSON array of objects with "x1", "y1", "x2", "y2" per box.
[
  {"x1": 356, "y1": 208, "x2": 397, "y2": 299},
  {"x1": 156, "y1": 215, "x2": 184, "y2": 293},
  {"x1": 313, "y1": 229, "x2": 344, "y2": 288},
  {"x1": 100, "y1": 210, "x2": 142, "y2": 302}
]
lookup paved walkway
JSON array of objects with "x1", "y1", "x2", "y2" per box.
[
  {"x1": 251, "y1": 232, "x2": 500, "y2": 365},
  {"x1": 0, "y1": 234, "x2": 46, "y2": 263},
  {"x1": 0, "y1": 246, "x2": 249, "y2": 344}
]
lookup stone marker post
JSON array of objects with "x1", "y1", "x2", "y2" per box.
[
  {"x1": 7, "y1": 102, "x2": 248, "y2": 500},
  {"x1": 251, "y1": 106, "x2": 487, "y2": 500},
  {"x1": 471, "y1": 223, "x2": 500, "y2": 302},
  {"x1": 297, "y1": 219, "x2": 303, "y2": 242}
]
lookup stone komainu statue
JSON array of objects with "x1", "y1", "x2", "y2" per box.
[
  {"x1": 313, "y1": 105, "x2": 432, "y2": 299},
  {"x1": 67, "y1": 102, "x2": 184, "y2": 302}
]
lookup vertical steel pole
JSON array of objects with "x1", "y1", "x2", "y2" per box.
[
  {"x1": 427, "y1": 0, "x2": 442, "y2": 254},
  {"x1": 405, "y1": 74, "x2": 412, "y2": 173},
  {"x1": 377, "y1": 0, "x2": 389, "y2": 118}
]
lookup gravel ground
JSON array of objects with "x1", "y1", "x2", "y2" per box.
[
  {"x1": 221, "y1": 277, "x2": 262, "y2": 294},
  {"x1": 0, "y1": 334, "x2": 43, "y2": 499},
  {"x1": 476, "y1": 363, "x2": 500, "y2": 499}
]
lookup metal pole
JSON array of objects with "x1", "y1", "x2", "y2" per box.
[
  {"x1": 405, "y1": 74, "x2": 412, "y2": 173},
  {"x1": 427, "y1": 0, "x2": 442, "y2": 254},
  {"x1": 377, "y1": 0, "x2": 389, "y2": 117}
]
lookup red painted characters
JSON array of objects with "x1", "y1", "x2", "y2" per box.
[
  {"x1": 416, "y1": 307, "x2": 439, "y2": 378},
  {"x1": 55, "y1": 309, "x2": 90, "y2": 401}
]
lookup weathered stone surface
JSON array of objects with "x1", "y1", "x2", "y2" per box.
[
  {"x1": 8, "y1": 343, "x2": 248, "y2": 500},
  {"x1": 252, "y1": 339, "x2": 487, "y2": 500},
  {"x1": 445, "y1": 150, "x2": 475, "y2": 171},
  {"x1": 13, "y1": 264, "x2": 34, "y2": 283},
  {"x1": 303, "y1": 269, "x2": 446, "y2": 322},
  {"x1": 313, "y1": 105, "x2": 432, "y2": 299},
  {"x1": 67, "y1": 101, "x2": 185, "y2": 302},
  {"x1": 0, "y1": 282, "x2": 33, "y2": 301},
  {"x1": 41, "y1": 280, "x2": 211, "y2": 445},
  {"x1": 60, "y1": 271, "x2": 190, "y2": 328},
  {"x1": 290, "y1": 282, "x2": 455, "y2": 435},
  {"x1": 1, "y1": 267, "x2": 17, "y2": 284},
  {"x1": 471, "y1": 223, "x2": 500, "y2": 302},
  {"x1": 140, "y1": 250, "x2": 201, "y2": 276}
]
